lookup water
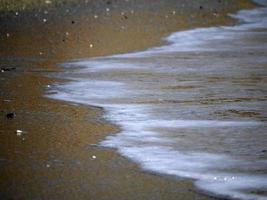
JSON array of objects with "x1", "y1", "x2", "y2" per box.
[{"x1": 48, "y1": 1, "x2": 267, "y2": 199}]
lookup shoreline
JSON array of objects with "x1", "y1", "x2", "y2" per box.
[
  {"x1": 0, "y1": 0, "x2": 255, "y2": 60},
  {"x1": 0, "y1": 1, "x2": 258, "y2": 199}
]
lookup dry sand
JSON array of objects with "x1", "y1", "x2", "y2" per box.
[{"x1": 0, "y1": 0, "x2": 256, "y2": 199}]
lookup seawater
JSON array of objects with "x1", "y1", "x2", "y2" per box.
[{"x1": 48, "y1": 1, "x2": 267, "y2": 199}]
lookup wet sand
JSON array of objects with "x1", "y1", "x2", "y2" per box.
[{"x1": 0, "y1": 0, "x2": 256, "y2": 199}]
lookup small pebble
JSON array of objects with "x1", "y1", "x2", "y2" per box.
[
  {"x1": 1, "y1": 67, "x2": 15, "y2": 72},
  {"x1": 16, "y1": 130, "x2": 23, "y2": 136},
  {"x1": 45, "y1": 0, "x2": 52, "y2": 4},
  {"x1": 46, "y1": 164, "x2": 50, "y2": 168},
  {"x1": 92, "y1": 155, "x2": 96, "y2": 159},
  {"x1": 6, "y1": 112, "x2": 15, "y2": 119},
  {"x1": 89, "y1": 43, "x2": 94, "y2": 48},
  {"x1": 94, "y1": 15, "x2": 98, "y2": 19}
]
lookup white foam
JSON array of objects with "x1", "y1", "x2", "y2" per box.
[{"x1": 107, "y1": 0, "x2": 267, "y2": 58}]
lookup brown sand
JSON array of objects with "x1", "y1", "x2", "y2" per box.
[{"x1": 0, "y1": 1, "x2": 256, "y2": 199}]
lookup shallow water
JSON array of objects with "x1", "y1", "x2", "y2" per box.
[{"x1": 48, "y1": 1, "x2": 267, "y2": 199}]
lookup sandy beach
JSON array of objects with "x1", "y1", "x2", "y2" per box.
[{"x1": 0, "y1": 0, "x2": 259, "y2": 199}]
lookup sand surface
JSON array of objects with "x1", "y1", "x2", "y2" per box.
[{"x1": 0, "y1": 0, "x2": 256, "y2": 199}]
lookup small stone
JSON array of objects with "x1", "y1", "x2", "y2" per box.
[
  {"x1": 92, "y1": 155, "x2": 96, "y2": 159},
  {"x1": 1, "y1": 67, "x2": 15, "y2": 72},
  {"x1": 89, "y1": 43, "x2": 94, "y2": 48},
  {"x1": 106, "y1": 8, "x2": 110, "y2": 12},
  {"x1": 6, "y1": 112, "x2": 15, "y2": 119},
  {"x1": 45, "y1": 0, "x2": 52, "y2": 4},
  {"x1": 43, "y1": 18, "x2": 47, "y2": 23},
  {"x1": 94, "y1": 15, "x2": 98, "y2": 19},
  {"x1": 16, "y1": 130, "x2": 23, "y2": 136},
  {"x1": 46, "y1": 164, "x2": 50, "y2": 168}
]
